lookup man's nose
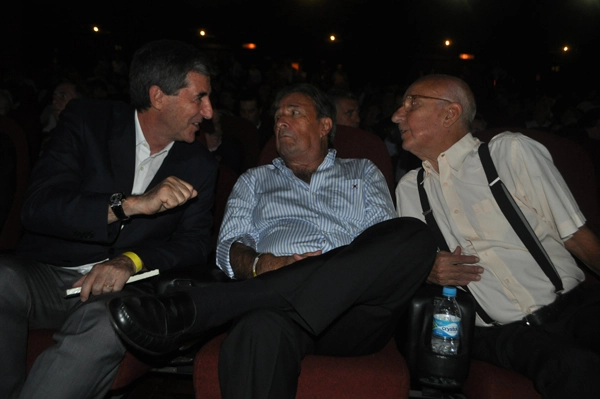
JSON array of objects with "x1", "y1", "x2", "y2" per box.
[
  {"x1": 391, "y1": 106, "x2": 405, "y2": 123},
  {"x1": 201, "y1": 100, "x2": 213, "y2": 119}
]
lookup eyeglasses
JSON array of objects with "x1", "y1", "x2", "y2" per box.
[{"x1": 402, "y1": 94, "x2": 453, "y2": 112}]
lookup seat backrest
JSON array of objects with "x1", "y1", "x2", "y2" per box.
[
  {"x1": 220, "y1": 114, "x2": 261, "y2": 173},
  {"x1": 258, "y1": 124, "x2": 395, "y2": 196},
  {"x1": 0, "y1": 116, "x2": 30, "y2": 251},
  {"x1": 474, "y1": 127, "x2": 600, "y2": 236}
]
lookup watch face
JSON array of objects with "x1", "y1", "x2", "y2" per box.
[{"x1": 110, "y1": 193, "x2": 123, "y2": 205}]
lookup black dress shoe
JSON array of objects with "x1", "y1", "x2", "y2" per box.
[{"x1": 107, "y1": 291, "x2": 198, "y2": 356}]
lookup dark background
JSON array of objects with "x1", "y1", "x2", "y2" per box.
[{"x1": 2, "y1": 0, "x2": 600, "y2": 93}]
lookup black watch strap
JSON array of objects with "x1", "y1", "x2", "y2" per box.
[{"x1": 109, "y1": 193, "x2": 130, "y2": 221}]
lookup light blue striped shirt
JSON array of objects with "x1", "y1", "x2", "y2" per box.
[{"x1": 216, "y1": 149, "x2": 397, "y2": 278}]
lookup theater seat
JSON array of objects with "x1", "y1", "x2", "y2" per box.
[
  {"x1": 463, "y1": 360, "x2": 541, "y2": 399},
  {"x1": 193, "y1": 333, "x2": 411, "y2": 399}
]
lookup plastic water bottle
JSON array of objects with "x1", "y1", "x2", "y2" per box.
[{"x1": 431, "y1": 286, "x2": 461, "y2": 355}]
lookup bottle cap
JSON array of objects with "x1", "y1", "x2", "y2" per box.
[{"x1": 442, "y1": 286, "x2": 457, "y2": 297}]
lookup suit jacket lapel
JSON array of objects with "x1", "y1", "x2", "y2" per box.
[{"x1": 108, "y1": 105, "x2": 136, "y2": 194}]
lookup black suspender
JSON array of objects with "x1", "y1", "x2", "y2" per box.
[
  {"x1": 416, "y1": 142, "x2": 564, "y2": 325},
  {"x1": 417, "y1": 168, "x2": 450, "y2": 253},
  {"x1": 477, "y1": 143, "x2": 564, "y2": 293}
]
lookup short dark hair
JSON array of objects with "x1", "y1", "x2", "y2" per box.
[
  {"x1": 129, "y1": 39, "x2": 216, "y2": 111},
  {"x1": 272, "y1": 83, "x2": 337, "y2": 142}
]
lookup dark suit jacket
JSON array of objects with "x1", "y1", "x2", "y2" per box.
[{"x1": 17, "y1": 99, "x2": 218, "y2": 271}]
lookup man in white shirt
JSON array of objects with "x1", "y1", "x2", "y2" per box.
[{"x1": 394, "y1": 73, "x2": 600, "y2": 398}]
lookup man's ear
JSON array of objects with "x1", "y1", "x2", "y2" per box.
[
  {"x1": 320, "y1": 117, "x2": 333, "y2": 138},
  {"x1": 443, "y1": 103, "x2": 463, "y2": 128},
  {"x1": 149, "y1": 85, "x2": 164, "y2": 110}
]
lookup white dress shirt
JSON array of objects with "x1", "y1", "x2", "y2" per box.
[{"x1": 396, "y1": 132, "x2": 586, "y2": 326}]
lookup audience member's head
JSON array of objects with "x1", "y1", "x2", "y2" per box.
[
  {"x1": 327, "y1": 87, "x2": 360, "y2": 128},
  {"x1": 239, "y1": 90, "x2": 263, "y2": 128},
  {"x1": 51, "y1": 80, "x2": 86, "y2": 120}
]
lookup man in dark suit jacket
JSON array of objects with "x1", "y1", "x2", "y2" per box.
[{"x1": 0, "y1": 40, "x2": 218, "y2": 399}]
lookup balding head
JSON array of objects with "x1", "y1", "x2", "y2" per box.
[
  {"x1": 410, "y1": 74, "x2": 476, "y2": 131},
  {"x1": 391, "y1": 74, "x2": 478, "y2": 169}
]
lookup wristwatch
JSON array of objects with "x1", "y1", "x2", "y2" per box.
[{"x1": 109, "y1": 193, "x2": 130, "y2": 221}]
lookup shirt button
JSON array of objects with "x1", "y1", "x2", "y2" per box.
[
  {"x1": 453, "y1": 209, "x2": 459, "y2": 214},
  {"x1": 443, "y1": 182, "x2": 448, "y2": 186}
]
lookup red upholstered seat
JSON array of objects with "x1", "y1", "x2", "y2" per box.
[
  {"x1": 463, "y1": 360, "x2": 541, "y2": 399},
  {"x1": 193, "y1": 333, "x2": 410, "y2": 399}
]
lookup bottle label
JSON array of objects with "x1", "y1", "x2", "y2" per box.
[{"x1": 432, "y1": 314, "x2": 460, "y2": 338}]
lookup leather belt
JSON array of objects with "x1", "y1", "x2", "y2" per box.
[{"x1": 519, "y1": 285, "x2": 583, "y2": 327}]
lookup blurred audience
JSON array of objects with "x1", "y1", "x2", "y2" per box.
[
  {"x1": 327, "y1": 87, "x2": 361, "y2": 128},
  {"x1": 238, "y1": 89, "x2": 273, "y2": 150}
]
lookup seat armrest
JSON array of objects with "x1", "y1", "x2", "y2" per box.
[{"x1": 154, "y1": 264, "x2": 231, "y2": 294}]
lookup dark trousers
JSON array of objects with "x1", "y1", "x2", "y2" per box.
[
  {"x1": 218, "y1": 217, "x2": 437, "y2": 399},
  {"x1": 472, "y1": 285, "x2": 600, "y2": 399},
  {"x1": 0, "y1": 255, "x2": 154, "y2": 399}
]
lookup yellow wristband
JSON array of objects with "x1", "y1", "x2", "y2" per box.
[{"x1": 122, "y1": 251, "x2": 143, "y2": 274}]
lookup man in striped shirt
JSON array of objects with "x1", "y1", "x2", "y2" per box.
[{"x1": 109, "y1": 83, "x2": 436, "y2": 399}]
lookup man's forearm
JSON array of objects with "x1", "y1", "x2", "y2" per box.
[
  {"x1": 565, "y1": 225, "x2": 600, "y2": 275},
  {"x1": 230, "y1": 242, "x2": 259, "y2": 280}
]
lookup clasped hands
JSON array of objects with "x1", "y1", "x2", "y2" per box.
[{"x1": 427, "y1": 246, "x2": 484, "y2": 286}]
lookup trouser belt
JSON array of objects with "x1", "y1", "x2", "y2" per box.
[{"x1": 519, "y1": 285, "x2": 583, "y2": 327}]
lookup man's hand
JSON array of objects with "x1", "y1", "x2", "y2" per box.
[
  {"x1": 108, "y1": 176, "x2": 198, "y2": 223},
  {"x1": 427, "y1": 246, "x2": 483, "y2": 286},
  {"x1": 259, "y1": 250, "x2": 323, "y2": 274},
  {"x1": 72, "y1": 255, "x2": 136, "y2": 301}
]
